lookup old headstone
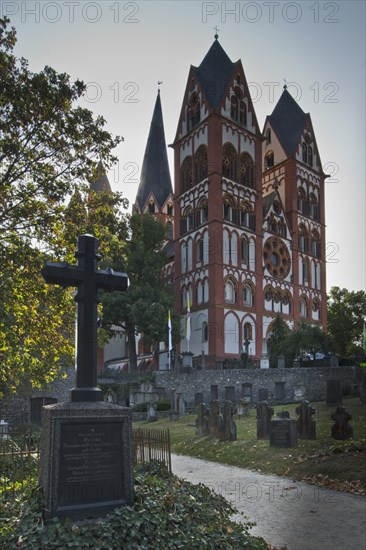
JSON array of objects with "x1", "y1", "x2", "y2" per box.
[
  {"x1": 331, "y1": 406, "x2": 353, "y2": 440},
  {"x1": 147, "y1": 403, "x2": 157, "y2": 422},
  {"x1": 207, "y1": 400, "x2": 221, "y2": 436},
  {"x1": 258, "y1": 388, "x2": 269, "y2": 402},
  {"x1": 40, "y1": 234, "x2": 133, "y2": 520},
  {"x1": 270, "y1": 419, "x2": 298, "y2": 448},
  {"x1": 178, "y1": 394, "x2": 186, "y2": 416},
  {"x1": 294, "y1": 385, "x2": 306, "y2": 401},
  {"x1": 242, "y1": 383, "x2": 252, "y2": 403},
  {"x1": 219, "y1": 401, "x2": 237, "y2": 441},
  {"x1": 170, "y1": 388, "x2": 179, "y2": 421},
  {"x1": 211, "y1": 385, "x2": 219, "y2": 401},
  {"x1": 225, "y1": 386, "x2": 236, "y2": 403},
  {"x1": 296, "y1": 400, "x2": 316, "y2": 439},
  {"x1": 326, "y1": 379, "x2": 343, "y2": 406},
  {"x1": 256, "y1": 401, "x2": 274, "y2": 439},
  {"x1": 277, "y1": 355, "x2": 286, "y2": 369},
  {"x1": 195, "y1": 402, "x2": 208, "y2": 436},
  {"x1": 195, "y1": 392, "x2": 204, "y2": 405}
]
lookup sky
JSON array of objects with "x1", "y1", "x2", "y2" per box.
[{"x1": 3, "y1": 0, "x2": 365, "y2": 293}]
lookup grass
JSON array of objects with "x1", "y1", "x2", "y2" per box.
[{"x1": 133, "y1": 397, "x2": 366, "y2": 493}]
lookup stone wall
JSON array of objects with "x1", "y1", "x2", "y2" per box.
[
  {"x1": 0, "y1": 368, "x2": 76, "y2": 425},
  {"x1": 154, "y1": 366, "x2": 359, "y2": 406}
]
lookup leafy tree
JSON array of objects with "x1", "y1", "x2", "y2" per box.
[
  {"x1": 101, "y1": 214, "x2": 179, "y2": 372},
  {"x1": 267, "y1": 314, "x2": 291, "y2": 367},
  {"x1": 286, "y1": 322, "x2": 333, "y2": 366},
  {"x1": 327, "y1": 287, "x2": 366, "y2": 356},
  {"x1": 0, "y1": 18, "x2": 124, "y2": 396}
]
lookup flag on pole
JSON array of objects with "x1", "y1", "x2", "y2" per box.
[
  {"x1": 186, "y1": 292, "x2": 191, "y2": 342},
  {"x1": 168, "y1": 310, "x2": 172, "y2": 352}
]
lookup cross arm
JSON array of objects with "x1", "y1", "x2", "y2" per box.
[
  {"x1": 41, "y1": 262, "x2": 83, "y2": 288},
  {"x1": 96, "y1": 268, "x2": 129, "y2": 292}
]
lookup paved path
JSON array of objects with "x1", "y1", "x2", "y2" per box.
[{"x1": 171, "y1": 454, "x2": 366, "y2": 550}]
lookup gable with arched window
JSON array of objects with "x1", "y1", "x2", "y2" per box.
[{"x1": 222, "y1": 143, "x2": 238, "y2": 181}]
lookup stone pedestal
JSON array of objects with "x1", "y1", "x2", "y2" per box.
[
  {"x1": 40, "y1": 401, "x2": 134, "y2": 521},
  {"x1": 270, "y1": 419, "x2": 298, "y2": 448},
  {"x1": 260, "y1": 356, "x2": 269, "y2": 369}
]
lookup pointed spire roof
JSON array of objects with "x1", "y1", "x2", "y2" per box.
[
  {"x1": 193, "y1": 37, "x2": 236, "y2": 108},
  {"x1": 91, "y1": 162, "x2": 112, "y2": 193},
  {"x1": 268, "y1": 88, "x2": 307, "y2": 156},
  {"x1": 135, "y1": 91, "x2": 173, "y2": 210}
]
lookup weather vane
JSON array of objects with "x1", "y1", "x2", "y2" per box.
[
  {"x1": 214, "y1": 26, "x2": 219, "y2": 39},
  {"x1": 283, "y1": 78, "x2": 287, "y2": 90},
  {"x1": 158, "y1": 80, "x2": 163, "y2": 92}
]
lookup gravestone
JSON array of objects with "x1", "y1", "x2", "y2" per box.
[
  {"x1": 178, "y1": 394, "x2": 186, "y2": 416},
  {"x1": 225, "y1": 386, "x2": 236, "y2": 403},
  {"x1": 195, "y1": 392, "x2": 204, "y2": 405},
  {"x1": 270, "y1": 419, "x2": 298, "y2": 448},
  {"x1": 277, "y1": 355, "x2": 286, "y2": 369},
  {"x1": 40, "y1": 235, "x2": 133, "y2": 520},
  {"x1": 296, "y1": 400, "x2": 316, "y2": 439},
  {"x1": 211, "y1": 385, "x2": 219, "y2": 401},
  {"x1": 208, "y1": 400, "x2": 221, "y2": 436},
  {"x1": 294, "y1": 385, "x2": 306, "y2": 401},
  {"x1": 195, "y1": 402, "x2": 208, "y2": 436},
  {"x1": 256, "y1": 401, "x2": 274, "y2": 439},
  {"x1": 258, "y1": 388, "x2": 269, "y2": 402},
  {"x1": 147, "y1": 403, "x2": 157, "y2": 422},
  {"x1": 242, "y1": 383, "x2": 252, "y2": 403},
  {"x1": 170, "y1": 388, "x2": 180, "y2": 421},
  {"x1": 331, "y1": 406, "x2": 353, "y2": 440},
  {"x1": 219, "y1": 401, "x2": 237, "y2": 441},
  {"x1": 326, "y1": 380, "x2": 343, "y2": 406}
]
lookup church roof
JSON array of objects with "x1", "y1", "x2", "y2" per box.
[
  {"x1": 268, "y1": 88, "x2": 307, "y2": 156},
  {"x1": 135, "y1": 91, "x2": 173, "y2": 210},
  {"x1": 193, "y1": 38, "x2": 236, "y2": 108},
  {"x1": 90, "y1": 162, "x2": 112, "y2": 193}
]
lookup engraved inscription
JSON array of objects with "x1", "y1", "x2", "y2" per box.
[{"x1": 58, "y1": 421, "x2": 124, "y2": 507}]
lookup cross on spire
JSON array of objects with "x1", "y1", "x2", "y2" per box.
[
  {"x1": 41, "y1": 234, "x2": 128, "y2": 402},
  {"x1": 283, "y1": 78, "x2": 288, "y2": 90},
  {"x1": 214, "y1": 26, "x2": 219, "y2": 39}
]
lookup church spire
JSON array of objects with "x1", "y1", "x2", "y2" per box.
[{"x1": 134, "y1": 91, "x2": 172, "y2": 212}]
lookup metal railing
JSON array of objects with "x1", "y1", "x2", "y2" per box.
[{"x1": 133, "y1": 428, "x2": 171, "y2": 472}]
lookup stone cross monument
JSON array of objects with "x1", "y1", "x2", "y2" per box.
[
  {"x1": 41, "y1": 233, "x2": 128, "y2": 402},
  {"x1": 40, "y1": 234, "x2": 133, "y2": 521}
]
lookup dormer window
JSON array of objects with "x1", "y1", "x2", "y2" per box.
[{"x1": 148, "y1": 202, "x2": 155, "y2": 213}]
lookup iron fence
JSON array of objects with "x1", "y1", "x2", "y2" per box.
[{"x1": 133, "y1": 428, "x2": 171, "y2": 472}]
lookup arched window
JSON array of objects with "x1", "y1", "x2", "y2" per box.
[
  {"x1": 298, "y1": 225, "x2": 308, "y2": 253},
  {"x1": 239, "y1": 101, "x2": 247, "y2": 125},
  {"x1": 243, "y1": 322, "x2": 252, "y2": 340},
  {"x1": 266, "y1": 128, "x2": 271, "y2": 144},
  {"x1": 148, "y1": 202, "x2": 155, "y2": 213},
  {"x1": 167, "y1": 203, "x2": 173, "y2": 216},
  {"x1": 241, "y1": 237, "x2": 249, "y2": 264},
  {"x1": 311, "y1": 229, "x2": 321, "y2": 258},
  {"x1": 240, "y1": 152, "x2": 255, "y2": 188},
  {"x1": 309, "y1": 193, "x2": 319, "y2": 221},
  {"x1": 302, "y1": 143, "x2": 308, "y2": 163},
  {"x1": 230, "y1": 96, "x2": 238, "y2": 120},
  {"x1": 198, "y1": 199, "x2": 208, "y2": 224},
  {"x1": 264, "y1": 286, "x2": 273, "y2": 311},
  {"x1": 202, "y1": 321, "x2": 208, "y2": 342},
  {"x1": 203, "y1": 278, "x2": 209, "y2": 302},
  {"x1": 308, "y1": 146, "x2": 313, "y2": 167},
  {"x1": 243, "y1": 283, "x2": 254, "y2": 307},
  {"x1": 282, "y1": 292, "x2": 292, "y2": 314},
  {"x1": 181, "y1": 156, "x2": 193, "y2": 192},
  {"x1": 196, "y1": 280, "x2": 203, "y2": 304},
  {"x1": 302, "y1": 257, "x2": 310, "y2": 284},
  {"x1": 265, "y1": 151, "x2": 274, "y2": 169},
  {"x1": 196, "y1": 237, "x2": 204, "y2": 264},
  {"x1": 240, "y1": 202, "x2": 255, "y2": 231},
  {"x1": 195, "y1": 145, "x2": 208, "y2": 183},
  {"x1": 222, "y1": 143, "x2": 238, "y2": 181},
  {"x1": 297, "y1": 187, "x2": 306, "y2": 214},
  {"x1": 300, "y1": 296, "x2": 309, "y2": 318},
  {"x1": 223, "y1": 196, "x2": 235, "y2": 222},
  {"x1": 181, "y1": 242, "x2": 187, "y2": 273},
  {"x1": 312, "y1": 298, "x2": 321, "y2": 320},
  {"x1": 225, "y1": 278, "x2": 237, "y2": 304},
  {"x1": 187, "y1": 92, "x2": 200, "y2": 130}
]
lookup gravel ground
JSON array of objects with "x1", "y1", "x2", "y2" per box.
[{"x1": 171, "y1": 453, "x2": 366, "y2": 550}]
